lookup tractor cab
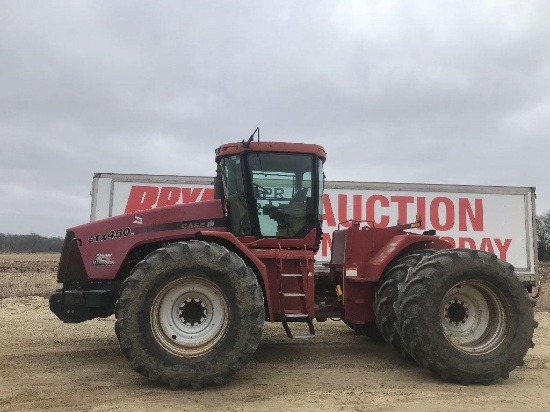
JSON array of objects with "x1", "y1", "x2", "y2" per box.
[{"x1": 215, "y1": 137, "x2": 326, "y2": 248}]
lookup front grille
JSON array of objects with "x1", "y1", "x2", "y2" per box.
[{"x1": 56, "y1": 232, "x2": 88, "y2": 283}]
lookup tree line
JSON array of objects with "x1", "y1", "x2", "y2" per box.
[
  {"x1": 0, "y1": 233, "x2": 63, "y2": 253},
  {"x1": 537, "y1": 211, "x2": 550, "y2": 261}
]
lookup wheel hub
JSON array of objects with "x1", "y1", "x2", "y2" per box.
[
  {"x1": 444, "y1": 299, "x2": 469, "y2": 325},
  {"x1": 179, "y1": 298, "x2": 207, "y2": 327}
]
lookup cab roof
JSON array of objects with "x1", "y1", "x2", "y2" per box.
[{"x1": 215, "y1": 141, "x2": 326, "y2": 162}]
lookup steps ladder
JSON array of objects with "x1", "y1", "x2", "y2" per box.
[{"x1": 278, "y1": 252, "x2": 315, "y2": 339}]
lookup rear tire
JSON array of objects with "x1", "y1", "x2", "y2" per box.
[
  {"x1": 395, "y1": 249, "x2": 536, "y2": 384},
  {"x1": 374, "y1": 250, "x2": 435, "y2": 358},
  {"x1": 114, "y1": 240, "x2": 265, "y2": 389}
]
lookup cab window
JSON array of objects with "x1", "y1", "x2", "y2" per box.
[{"x1": 248, "y1": 153, "x2": 315, "y2": 237}]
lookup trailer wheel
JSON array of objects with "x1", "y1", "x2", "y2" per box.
[
  {"x1": 374, "y1": 250, "x2": 435, "y2": 358},
  {"x1": 395, "y1": 249, "x2": 536, "y2": 384},
  {"x1": 114, "y1": 240, "x2": 264, "y2": 389}
]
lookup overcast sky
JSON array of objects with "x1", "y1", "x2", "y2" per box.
[{"x1": 1, "y1": 1, "x2": 549, "y2": 237}]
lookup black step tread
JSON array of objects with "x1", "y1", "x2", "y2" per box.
[{"x1": 284, "y1": 313, "x2": 309, "y2": 319}]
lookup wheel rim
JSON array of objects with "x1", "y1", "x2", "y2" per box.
[
  {"x1": 440, "y1": 280, "x2": 509, "y2": 355},
  {"x1": 151, "y1": 277, "x2": 230, "y2": 357}
]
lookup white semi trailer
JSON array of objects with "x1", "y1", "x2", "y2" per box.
[{"x1": 90, "y1": 173, "x2": 538, "y2": 284}]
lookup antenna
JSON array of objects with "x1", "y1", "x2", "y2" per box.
[{"x1": 242, "y1": 127, "x2": 260, "y2": 148}]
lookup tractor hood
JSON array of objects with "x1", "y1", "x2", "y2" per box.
[{"x1": 63, "y1": 199, "x2": 226, "y2": 280}]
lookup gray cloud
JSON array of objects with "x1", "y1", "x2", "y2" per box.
[{"x1": 1, "y1": 0, "x2": 549, "y2": 236}]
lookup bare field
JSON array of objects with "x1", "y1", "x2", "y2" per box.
[
  {"x1": 1, "y1": 254, "x2": 550, "y2": 411},
  {"x1": 0, "y1": 253, "x2": 58, "y2": 298}
]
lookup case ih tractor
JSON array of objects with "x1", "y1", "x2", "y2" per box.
[{"x1": 50, "y1": 136, "x2": 536, "y2": 389}]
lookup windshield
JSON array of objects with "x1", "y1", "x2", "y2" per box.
[
  {"x1": 248, "y1": 152, "x2": 315, "y2": 237},
  {"x1": 220, "y1": 152, "x2": 320, "y2": 239}
]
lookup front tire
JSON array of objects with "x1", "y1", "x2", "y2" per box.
[
  {"x1": 115, "y1": 241, "x2": 265, "y2": 389},
  {"x1": 395, "y1": 249, "x2": 536, "y2": 384}
]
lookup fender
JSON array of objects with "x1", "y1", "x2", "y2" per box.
[{"x1": 363, "y1": 234, "x2": 453, "y2": 281}]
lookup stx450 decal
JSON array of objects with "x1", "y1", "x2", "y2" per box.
[{"x1": 88, "y1": 228, "x2": 133, "y2": 243}]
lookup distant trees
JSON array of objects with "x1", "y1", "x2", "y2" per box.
[
  {"x1": 0, "y1": 233, "x2": 63, "y2": 253},
  {"x1": 537, "y1": 212, "x2": 550, "y2": 261}
]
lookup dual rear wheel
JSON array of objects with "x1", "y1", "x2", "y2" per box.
[{"x1": 375, "y1": 249, "x2": 536, "y2": 384}]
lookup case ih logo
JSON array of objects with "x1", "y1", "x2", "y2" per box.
[{"x1": 181, "y1": 220, "x2": 215, "y2": 230}]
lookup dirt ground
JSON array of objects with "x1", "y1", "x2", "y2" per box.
[{"x1": 1, "y1": 254, "x2": 550, "y2": 412}]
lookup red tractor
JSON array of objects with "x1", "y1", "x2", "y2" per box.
[{"x1": 50, "y1": 136, "x2": 536, "y2": 388}]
